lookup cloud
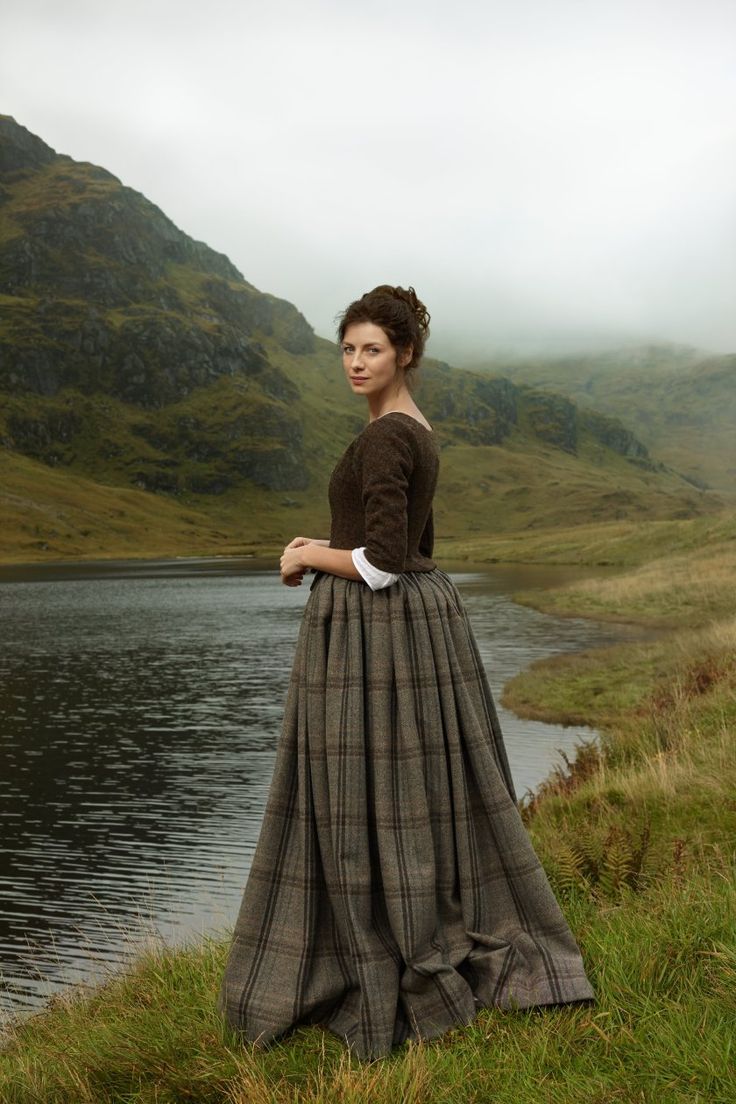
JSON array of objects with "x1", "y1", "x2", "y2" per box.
[{"x1": 3, "y1": 0, "x2": 735, "y2": 359}]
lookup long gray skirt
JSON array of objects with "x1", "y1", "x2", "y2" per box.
[{"x1": 216, "y1": 567, "x2": 595, "y2": 1060}]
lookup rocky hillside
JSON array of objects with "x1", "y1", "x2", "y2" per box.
[
  {"x1": 0, "y1": 114, "x2": 316, "y2": 492},
  {"x1": 471, "y1": 345, "x2": 736, "y2": 495},
  {"x1": 0, "y1": 117, "x2": 723, "y2": 562}
]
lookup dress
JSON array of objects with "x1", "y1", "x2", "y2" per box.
[{"x1": 216, "y1": 412, "x2": 596, "y2": 1060}]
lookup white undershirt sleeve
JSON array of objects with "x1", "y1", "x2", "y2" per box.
[{"x1": 351, "y1": 546, "x2": 400, "y2": 590}]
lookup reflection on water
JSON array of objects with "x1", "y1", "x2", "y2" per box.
[{"x1": 0, "y1": 556, "x2": 645, "y2": 1018}]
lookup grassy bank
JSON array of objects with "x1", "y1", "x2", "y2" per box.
[
  {"x1": 513, "y1": 545, "x2": 736, "y2": 627},
  {"x1": 437, "y1": 507, "x2": 736, "y2": 569},
  {"x1": 1, "y1": 480, "x2": 732, "y2": 572},
  {"x1": 0, "y1": 448, "x2": 325, "y2": 566},
  {"x1": 1, "y1": 528, "x2": 734, "y2": 1102}
]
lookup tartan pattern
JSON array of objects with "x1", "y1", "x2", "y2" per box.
[{"x1": 217, "y1": 568, "x2": 596, "y2": 1059}]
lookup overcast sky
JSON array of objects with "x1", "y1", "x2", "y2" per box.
[{"x1": 2, "y1": 0, "x2": 735, "y2": 361}]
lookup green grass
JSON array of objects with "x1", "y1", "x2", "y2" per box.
[
  {"x1": 437, "y1": 508, "x2": 736, "y2": 569},
  {"x1": 1, "y1": 860, "x2": 733, "y2": 1102},
  {"x1": 0, "y1": 354, "x2": 725, "y2": 568},
  {"x1": 508, "y1": 524, "x2": 736, "y2": 626}
]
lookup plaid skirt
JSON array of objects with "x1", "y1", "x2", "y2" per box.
[{"x1": 216, "y1": 567, "x2": 596, "y2": 1060}]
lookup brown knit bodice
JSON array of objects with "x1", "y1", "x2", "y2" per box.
[{"x1": 327, "y1": 412, "x2": 440, "y2": 573}]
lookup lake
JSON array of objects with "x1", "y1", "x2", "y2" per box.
[{"x1": 0, "y1": 556, "x2": 648, "y2": 1020}]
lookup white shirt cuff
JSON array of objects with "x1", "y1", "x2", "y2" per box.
[{"x1": 351, "y1": 547, "x2": 399, "y2": 590}]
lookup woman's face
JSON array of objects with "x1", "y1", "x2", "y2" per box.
[{"x1": 341, "y1": 322, "x2": 410, "y2": 399}]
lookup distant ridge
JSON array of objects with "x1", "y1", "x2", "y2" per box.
[{"x1": 470, "y1": 345, "x2": 736, "y2": 494}]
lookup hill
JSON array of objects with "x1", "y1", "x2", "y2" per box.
[
  {"x1": 467, "y1": 345, "x2": 736, "y2": 496},
  {"x1": 0, "y1": 116, "x2": 723, "y2": 562}
]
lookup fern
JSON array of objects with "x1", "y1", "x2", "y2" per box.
[
  {"x1": 552, "y1": 814, "x2": 653, "y2": 901},
  {"x1": 552, "y1": 843, "x2": 586, "y2": 893},
  {"x1": 575, "y1": 834, "x2": 604, "y2": 880}
]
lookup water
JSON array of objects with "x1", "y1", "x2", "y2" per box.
[{"x1": 0, "y1": 555, "x2": 645, "y2": 1019}]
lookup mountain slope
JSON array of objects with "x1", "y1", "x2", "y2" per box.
[
  {"x1": 469, "y1": 345, "x2": 736, "y2": 495},
  {"x1": 0, "y1": 117, "x2": 724, "y2": 563}
]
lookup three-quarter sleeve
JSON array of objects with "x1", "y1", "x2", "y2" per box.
[{"x1": 353, "y1": 422, "x2": 414, "y2": 574}]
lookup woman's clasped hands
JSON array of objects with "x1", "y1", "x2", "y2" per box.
[{"x1": 280, "y1": 536, "x2": 316, "y2": 587}]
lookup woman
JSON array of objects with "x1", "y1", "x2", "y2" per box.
[{"x1": 216, "y1": 284, "x2": 596, "y2": 1060}]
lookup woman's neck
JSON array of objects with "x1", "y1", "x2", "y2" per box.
[{"x1": 367, "y1": 390, "x2": 414, "y2": 422}]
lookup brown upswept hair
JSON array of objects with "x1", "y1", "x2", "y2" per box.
[{"x1": 335, "y1": 284, "x2": 431, "y2": 388}]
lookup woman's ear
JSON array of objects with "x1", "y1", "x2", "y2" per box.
[{"x1": 398, "y1": 344, "x2": 413, "y2": 370}]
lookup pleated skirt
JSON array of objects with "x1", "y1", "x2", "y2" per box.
[{"x1": 216, "y1": 567, "x2": 596, "y2": 1060}]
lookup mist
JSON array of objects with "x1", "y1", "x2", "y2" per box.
[{"x1": 2, "y1": 0, "x2": 735, "y2": 362}]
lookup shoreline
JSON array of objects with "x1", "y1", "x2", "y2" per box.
[
  {"x1": 2, "y1": 505, "x2": 733, "y2": 576},
  {"x1": 0, "y1": 547, "x2": 629, "y2": 591}
]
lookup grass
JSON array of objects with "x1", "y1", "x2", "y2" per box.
[
  {"x1": 0, "y1": 426, "x2": 727, "y2": 567},
  {"x1": 1, "y1": 859, "x2": 733, "y2": 1102},
  {"x1": 1, "y1": 520, "x2": 735, "y2": 1100},
  {"x1": 437, "y1": 508, "x2": 736, "y2": 568},
  {"x1": 0, "y1": 437, "x2": 329, "y2": 566},
  {"x1": 509, "y1": 522, "x2": 736, "y2": 625}
]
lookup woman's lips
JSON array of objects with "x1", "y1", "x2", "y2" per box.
[{"x1": 351, "y1": 377, "x2": 368, "y2": 384}]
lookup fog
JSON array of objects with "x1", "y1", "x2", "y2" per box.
[{"x1": 2, "y1": 0, "x2": 735, "y2": 361}]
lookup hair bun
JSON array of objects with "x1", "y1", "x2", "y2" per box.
[{"x1": 388, "y1": 285, "x2": 431, "y2": 335}]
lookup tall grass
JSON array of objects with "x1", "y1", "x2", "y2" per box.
[{"x1": 512, "y1": 544, "x2": 736, "y2": 625}]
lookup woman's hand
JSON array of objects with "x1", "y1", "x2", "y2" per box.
[
  {"x1": 285, "y1": 536, "x2": 328, "y2": 549},
  {"x1": 280, "y1": 537, "x2": 331, "y2": 585},
  {"x1": 281, "y1": 542, "x2": 362, "y2": 585},
  {"x1": 280, "y1": 544, "x2": 310, "y2": 586}
]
